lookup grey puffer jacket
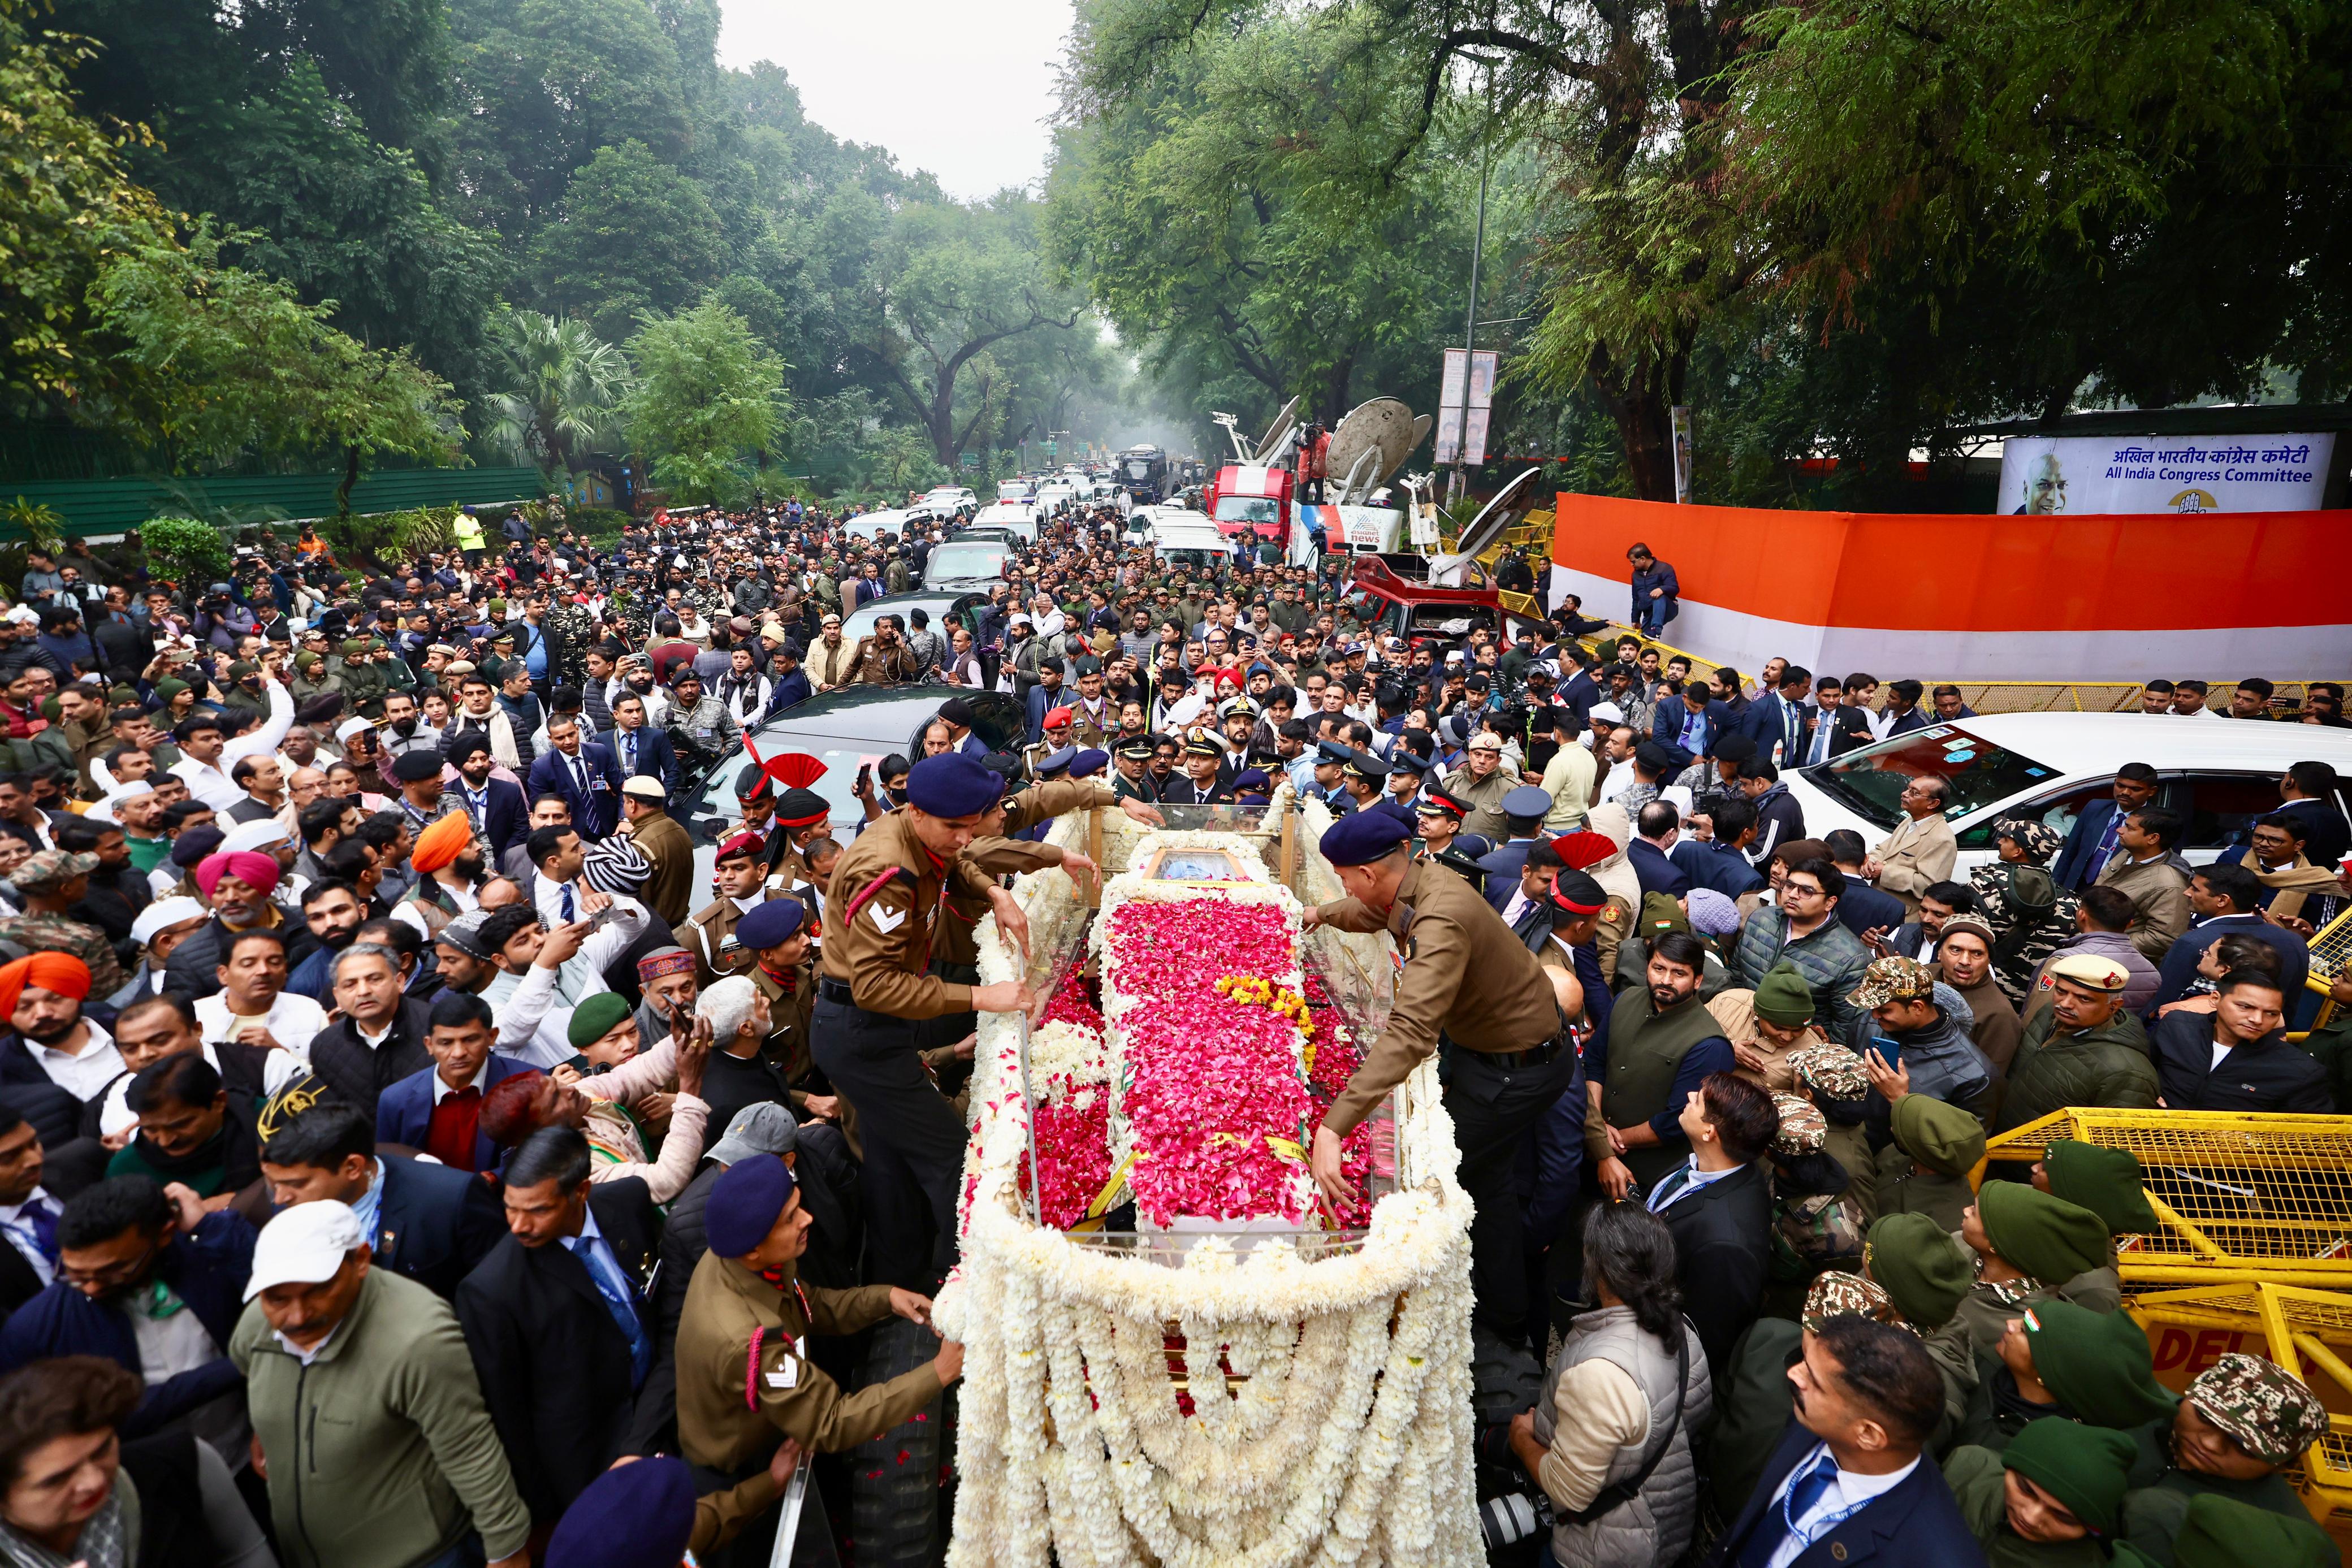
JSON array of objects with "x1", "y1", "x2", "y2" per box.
[
  {"x1": 1533, "y1": 1306, "x2": 1713, "y2": 1568},
  {"x1": 1885, "y1": 981, "x2": 1995, "y2": 1110}
]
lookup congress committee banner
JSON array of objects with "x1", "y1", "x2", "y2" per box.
[{"x1": 1998, "y1": 433, "x2": 2335, "y2": 514}]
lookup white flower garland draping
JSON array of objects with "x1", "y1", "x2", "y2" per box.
[{"x1": 937, "y1": 812, "x2": 1478, "y2": 1567}]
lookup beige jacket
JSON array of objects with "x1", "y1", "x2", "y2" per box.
[
  {"x1": 1872, "y1": 811, "x2": 1958, "y2": 912},
  {"x1": 2094, "y1": 850, "x2": 2193, "y2": 960}
]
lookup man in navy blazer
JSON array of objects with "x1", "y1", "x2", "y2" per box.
[
  {"x1": 2051, "y1": 764, "x2": 2160, "y2": 890},
  {"x1": 377, "y1": 1050, "x2": 533, "y2": 1175},
  {"x1": 599, "y1": 695, "x2": 678, "y2": 800},
  {"x1": 1741, "y1": 666, "x2": 1814, "y2": 764},
  {"x1": 528, "y1": 714, "x2": 629, "y2": 835},
  {"x1": 1706, "y1": 1316, "x2": 1983, "y2": 1568},
  {"x1": 442, "y1": 732, "x2": 530, "y2": 867},
  {"x1": 1653, "y1": 685, "x2": 1735, "y2": 770},
  {"x1": 256, "y1": 1099, "x2": 503, "y2": 1300}
]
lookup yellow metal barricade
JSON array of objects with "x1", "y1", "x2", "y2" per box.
[
  {"x1": 2256, "y1": 1284, "x2": 2352, "y2": 1526},
  {"x1": 1980, "y1": 1108, "x2": 2352, "y2": 1290}
]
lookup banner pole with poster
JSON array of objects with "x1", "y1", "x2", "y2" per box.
[{"x1": 1671, "y1": 406, "x2": 1693, "y2": 504}]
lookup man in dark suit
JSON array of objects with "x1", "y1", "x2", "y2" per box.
[
  {"x1": 2051, "y1": 764, "x2": 2159, "y2": 891},
  {"x1": 256, "y1": 1097, "x2": 503, "y2": 1299},
  {"x1": 1474, "y1": 787, "x2": 1558, "y2": 914},
  {"x1": 440, "y1": 733, "x2": 530, "y2": 868},
  {"x1": 1795, "y1": 677, "x2": 1874, "y2": 768},
  {"x1": 456, "y1": 1127, "x2": 658, "y2": 1527},
  {"x1": 1629, "y1": 800, "x2": 1693, "y2": 898},
  {"x1": 2147, "y1": 861, "x2": 2311, "y2": 1013},
  {"x1": 1648, "y1": 1071, "x2": 1775, "y2": 1376},
  {"x1": 600, "y1": 691, "x2": 678, "y2": 800},
  {"x1": 2277, "y1": 760, "x2": 2350, "y2": 870},
  {"x1": 1741, "y1": 664, "x2": 1814, "y2": 765},
  {"x1": 1705, "y1": 1315, "x2": 1982, "y2": 1568},
  {"x1": 0, "y1": 1104, "x2": 59, "y2": 1320},
  {"x1": 528, "y1": 713, "x2": 628, "y2": 838},
  {"x1": 1652, "y1": 684, "x2": 1735, "y2": 770},
  {"x1": 1824, "y1": 831, "x2": 1912, "y2": 944}
]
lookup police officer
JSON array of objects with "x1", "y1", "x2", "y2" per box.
[
  {"x1": 684, "y1": 831, "x2": 772, "y2": 989},
  {"x1": 1303, "y1": 811, "x2": 1574, "y2": 1342},
  {"x1": 676, "y1": 1155, "x2": 956, "y2": 1565},
  {"x1": 814, "y1": 751, "x2": 1030, "y2": 1289}
]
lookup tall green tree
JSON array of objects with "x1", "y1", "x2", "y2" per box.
[
  {"x1": 621, "y1": 302, "x2": 786, "y2": 503},
  {"x1": 528, "y1": 140, "x2": 729, "y2": 343},
  {"x1": 83, "y1": 224, "x2": 463, "y2": 506},
  {"x1": 483, "y1": 311, "x2": 632, "y2": 486},
  {"x1": 0, "y1": 3, "x2": 177, "y2": 403}
]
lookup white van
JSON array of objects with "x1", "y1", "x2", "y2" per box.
[
  {"x1": 970, "y1": 501, "x2": 1039, "y2": 543},
  {"x1": 1148, "y1": 508, "x2": 1228, "y2": 572},
  {"x1": 842, "y1": 508, "x2": 910, "y2": 542}
]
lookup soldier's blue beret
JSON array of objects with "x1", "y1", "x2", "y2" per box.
[
  {"x1": 1035, "y1": 746, "x2": 1078, "y2": 778},
  {"x1": 1320, "y1": 811, "x2": 1412, "y2": 867},
  {"x1": 1069, "y1": 748, "x2": 1109, "y2": 779},
  {"x1": 545, "y1": 1454, "x2": 694, "y2": 1568},
  {"x1": 1502, "y1": 785, "x2": 1554, "y2": 821},
  {"x1": 706, "y1": 1153, "x2": 798, "y2": 1257},
  {"x1": 906, "y1": 752, "x2": 1000, "y2": 817},
  {"x1": 736, "y1": 896, "x2": 806, "y2": 950}
]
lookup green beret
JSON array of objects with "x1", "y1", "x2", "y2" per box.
[
  {"x1": 1752, "y1": 960, "x2": 1817, "y2": 1028},
  {"x1": 153, "y1": 678, "x2": 189, "y2": 701},
  {"x1": 1979, "y1": 1181, "x2": 2108, "y2": 1286},
  {"x1": 1638, "y1": 890, "x2": 1688, "y2": 938},
  {"x1": 566, "y1": 991, "x2": 635, "y2": 1051},
  {"x1": 37, "y1": 696, "x2": 60, "y2": 722},
  {"x1": 1890, "y1": 1094, "x2": 1984, "y2": 1179},
  {"x1": 2172, "y1": 1493, "x2": 2338, "y2": 1568},
  {"x1": 228, "y1": 660, "x2": 256, "y2": 679},
  {"x1": 2000, "y1": 1418, "x2": 2136, "y2": 1537},
  {"x1": 1865, "y1": 1212, "x2": 1972, "y2": 1329},
  {"x1": 2022, "y1": 1300, "x2": 2177, "y2": 1428},
  {"x1": 2043, "y1": 1138, "x2": 2159, "y2": 1236}
]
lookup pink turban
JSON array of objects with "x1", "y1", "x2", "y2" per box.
[{"x1": 196, "y1": 850, "x2": 282, "y2": 900}]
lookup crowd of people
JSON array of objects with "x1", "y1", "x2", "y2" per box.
[{"x1": 0, "y1": 497, "x2": 2341, "y2": 1568}]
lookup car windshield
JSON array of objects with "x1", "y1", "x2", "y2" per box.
[
  {"x1": 1802, "y1": 724, "x2": 2063, "y2": 829},
  {"x1": 1214, "y1": 496, "x2": 1279, "y2": 525},
  {"x1": 926, "y1": 544, "x2": 1005, "y2": 582}
]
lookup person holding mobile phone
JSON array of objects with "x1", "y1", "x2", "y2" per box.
[{"x1": 1849, "y1": 955, "x2": 1992, "y2": 1113}]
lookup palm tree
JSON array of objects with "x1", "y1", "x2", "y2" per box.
[{"x1": 482, "y1": 311, "x2": 632, "y2": 490}]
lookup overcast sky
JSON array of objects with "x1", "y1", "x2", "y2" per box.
[{"x1": 716, "y1": 0, "x2": 1076, "y2": 201}]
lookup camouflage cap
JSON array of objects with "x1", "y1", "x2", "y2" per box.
[
  {"x1": 1801, "y1": 1271, "x2": 1906, "y2": 1335},
  {"x1": 1789, "y1": 1044, "x2": 1870, "y2": 1101},
  {"x1": 1849, "y1": 954, "x2": 1938, "y2": 1009},
  {"x1": 1994, "y1": 815, "x2": 2065, "y2": 866},
  {"x1": 1771, "y1": 1093, "x2": 1827, "y2": 1155},
  {"x1": 2184, "y1": 1354, "x2": 2329, "y2": 1467},
  {"x1": 11, "y1": 849, "x2": 98, "y2": 893}
]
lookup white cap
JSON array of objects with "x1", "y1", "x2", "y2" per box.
[
  {"x1": 107, "y1": 780, "x2": 155, "y2": 799},
  {"x1": 334, "y1": 717, "x2": 375, "y2": 741},
  {"x1": 131, "y1": 895, "x2": 206, "y2": 945},
  {"x1": 621, "y1": 775, "x2": 668, "y2": 801},
  {"x1": 1589, "y1": 701, "x2": 1625, "y2": 724},
  {"x1": 222, "y1": 819, "x2": 290, "y2": 854},
  {"x1": 243, "y1": 1199, "x2": 365, "y2": 1300}
]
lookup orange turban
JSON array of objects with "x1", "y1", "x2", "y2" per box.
[
  {"x1": 0, "y1": 953, "x2": 92, "y2": 1021},
  {"x1": 410, "y1": 812, "x2": 475, "y2": 875}
]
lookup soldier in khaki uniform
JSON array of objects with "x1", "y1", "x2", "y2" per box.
[
  {"x1": 684, "y1": 831, "x2": 773, "y2": 990},
  {"x1": 1063, "y1": 657, "x2": 1116, "y2": 747},
  {"x1": 762, "y1": 785, "x2": 834, "y2": 891},
  {"x1": 677, "y1": 1155, "x2": 958, "y2": 1565},
  {"x1": 814, "y1": 752, "x2": 1033, "y2": 1289},
  {"x1": 1442, "y1": 732, "x2": 1517, "y2": 839},
  {"x1": 1303, "y1": 811, "x2": 1571, "y2": 1342}
]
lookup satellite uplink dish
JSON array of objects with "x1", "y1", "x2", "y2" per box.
[
  {"x1": 1426, "y1": 465, "x2": 1544, "y2": 578},
  {"x1": 1325, "y1": 399, "x2": 1421, "y2": 504}
]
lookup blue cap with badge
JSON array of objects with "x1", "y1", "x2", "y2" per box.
[
  {"x1": 736, "y1": 896, "x2": 806, "y2": 950},
  {"x1": 705, "y1": 1154, "x2": 798, "y2": 1257},
  {"x1": 1319, "y1": 811, "x2": 1413, "y2": 867}
]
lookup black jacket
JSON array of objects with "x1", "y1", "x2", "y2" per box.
[
  {"x1": 2150, "y1": 1011, "x2": 2331, "y2": 1114},
  {"x1": 455, "y1": 1177, "x2": 659, "y2": 1524},
  {"x1": 369, "y1": 1153, "x2": 505, "y2": 1299},
  {"x1": 0, "y1": 1225, "x2": 47, "y2": 1322},
  {"x1": 163, "y1": 915, "x2": 322, "y2": 1000},
  {"x1": 306, "y1": 996, "x2": 435, "y2": 1119},
  {"x1": 1657, "y1": 1159, "x2": 1773, "y2": 1379}
]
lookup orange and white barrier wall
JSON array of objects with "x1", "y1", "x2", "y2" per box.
[{"x1": 1547, "y1": 492, "x2": 2352, "y2": 680}]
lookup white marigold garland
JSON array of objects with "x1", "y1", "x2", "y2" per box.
[{"x1": 937, "y1": 813, "x2": 1480, "y2": 1567}]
